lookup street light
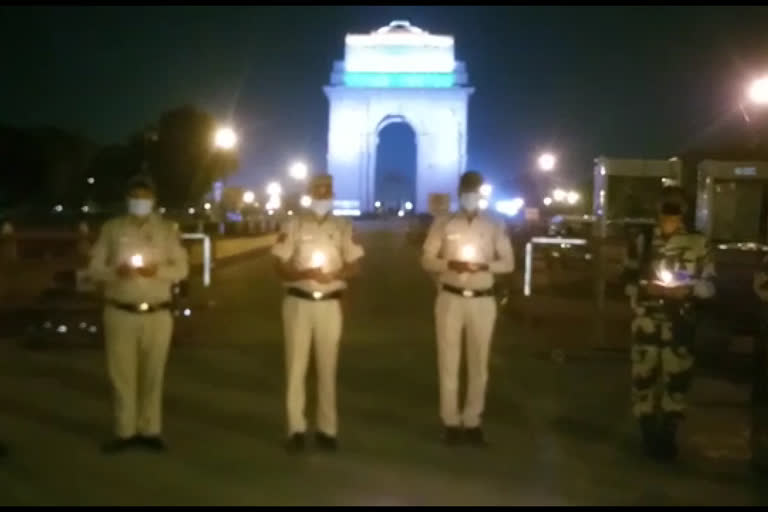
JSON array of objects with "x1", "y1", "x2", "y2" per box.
[
  {"x1": 538, "y1": 152, "x2": 557, "y2": 172},
  {"x1": 748, "y1": 77, "x2": 768, "y2": 106},
  {"x1": 300, "y1": 195, "x2": 312, "y2": 208},
  {"x1": 266, "y1": 182, "x2": 282, "y2": 196},
  {"x1": 243, "y1": 190, "x2": 255, "y2": 204},
  {"x1": 289, "y1": 161, "x2": 308, "y2": 181},
  {"x1": 213, "y1": 126, "x2": 238, "y2": 150},
  {"x1": 479, "y1": 184, "x2": 493, "y2": 197}
]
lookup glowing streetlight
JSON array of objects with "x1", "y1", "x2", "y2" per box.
[
  {"x1": 300, "y1": 195, "x2": 312, "y2": 208},
  {"x1": 243, "y1": 190, "x2": 255, "y2": 204},
  {"x1": 566, "y1": 191, "x2": 580, "y2": 205},
  {"x1": 204, "y1": 202, "x2": 212, "y2": 211},
  {"x1": 213, "y1": 127, "x2": 238, "y2": 150},
  {"x1": 374, "y1": 200, "x2": 382, "y2": 209},
  {"x1": 543, "y1": 197, "x2": 553, "y2": 206},
  {"x1": 538, "y1": 152, "x2": 557, "y2": 172},
  {"x1": 404, "y1": 201, "x2": 414, "y2": 211},
  {"x1": 289, "y1": 161, "x2": 308, "y2": 181},
  {"x1": 266, "y1": 182, "x2": 282, "y2": 196},
  {"x1": 478, "y1": 198, "x2": 489, "y2": 210},
  {"x1": 479, "y1": 184, "x2": 493, "y2": 197},
  {"x1": 748, "y1": 77, "x2": 768, "y2": 105},
  {"x1": 86, "y1": 177, "x2": 95, "y2": 185},
  {"x1": 553, "y1": 189, "x2": 567, "y2": 202}
]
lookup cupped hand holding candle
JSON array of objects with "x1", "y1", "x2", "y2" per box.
[
  {"x1": 130, "y1": 253, "x2": 144, "y2": 268},
  {"x1": 461, "y1": 244, "x2": 477, "y2": 262},
  {"x1": 310, "y1": 250, "x2": 327, "y2": 269}
]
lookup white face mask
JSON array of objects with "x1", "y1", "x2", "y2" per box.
[
  {"x1": 127, "y1": 198, "x2": 154, "y2": 217},
  {"x1": 311, "y1": 199, "x2": 333, "y2": 217},
  {"x1": 459, "y1": 193, "x2": 481, "y2": 213}
]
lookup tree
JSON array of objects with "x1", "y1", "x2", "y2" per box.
[{"x1": 145, "y1": 106, "x2": 239, "y2": 208}]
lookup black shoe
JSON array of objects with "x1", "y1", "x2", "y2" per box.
[
  {"x1": 656, "y1": 414, "x2": 680, "y2": 462},
  {"x1": 442, "y1": 426, "x2": 463, "y2": 446},
  {"x1": 137, "y1": 435, "x2": 167, "y2": 453},
  {"x1": 315, "y1": 432, "x2": 338, "y2": 452},
  {"x1": 285, "y1": 433, "x2": 306, "y2": 454},
  {"x1": 464, "y1": 427, "x2": 488, "y2": 447},
  {"x1": 639, "y1": 415, "x2": 661, "y2": 459},
  {"x1": 101, "y1": 437, "x2": 137, "y2": 454}
]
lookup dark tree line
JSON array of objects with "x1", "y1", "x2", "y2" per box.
[{"x1": 0, "y1": 105, "x2": 238, "y2": 212}]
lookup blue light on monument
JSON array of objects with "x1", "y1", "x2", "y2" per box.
[{"x1": 343, "y1": 73, "x2": 455, "y2": 88}]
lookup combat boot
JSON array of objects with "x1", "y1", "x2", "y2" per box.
[
  {"x1": 638, "y1": 415, "x2": 660, "y2": 459},
  {"x1": 657, "y1": 413, "x2": 681, "y2": 462}
]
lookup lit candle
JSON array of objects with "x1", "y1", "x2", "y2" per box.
[
  {"x1": 310, "y1": 250, "x2": 326, "y2": 269},
  {"x1": 130, "y1": 253, "x2": 144, "y2": 268},
  {"x1": 658, "y1": 268, "x2": 674, "y2": 286},
  {"x1": 461, "y1": 244, "x2": 477, "y2": 262}
]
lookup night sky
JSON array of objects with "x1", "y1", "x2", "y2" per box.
[{"x1": 2, "y1": 5, "x2": 768, "y2": 196}]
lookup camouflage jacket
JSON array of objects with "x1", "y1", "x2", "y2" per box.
[{"x1": 623, "y1": 225, "x2": 716, "y2": 311}]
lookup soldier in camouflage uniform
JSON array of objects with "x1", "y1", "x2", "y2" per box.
[{"x1": 623, "y1": 186, "x2": 716, "y2": 461}]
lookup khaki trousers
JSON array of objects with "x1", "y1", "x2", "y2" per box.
[
  {"x1": 434, "y1": 291, "x2": 497, "y2": 428},
  {"x1": 282, "y1": 296, "x2": 343, "y2": 436},
  {"x1": 103, "y1": 307, "x2": 173, "y2": 438}
]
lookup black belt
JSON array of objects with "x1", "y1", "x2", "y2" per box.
[
  {"x1": 286, "y1": 287, "x2": 343, "y2": 301},
  {"x1": 107, "y1": 300, "x2": 172, "y2": 314},
  {"x1": 442, "y1": 284, "x2": 495, "y2": 298}
]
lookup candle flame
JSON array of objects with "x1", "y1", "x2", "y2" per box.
[
  {"x1": 461, "y1": 245, "x2": 476, "y2": 262},
  {"x1": 130, "y1": 254, "x2": 144, "y2": 268},
  {"x1": 311, "y1": 250, "x2": 326, "y2": 269}
]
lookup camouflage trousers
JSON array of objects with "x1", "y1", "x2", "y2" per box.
[{"x1": 630, "y1": 308, "x2": 695, "y2": 418}]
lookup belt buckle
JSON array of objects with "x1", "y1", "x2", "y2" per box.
[
  {"x1": 312, "y1": 291, "x2": 323, "y2": 300},
  {"x1": 462, "y1": 289, "x2": 474, "y2": 298}
]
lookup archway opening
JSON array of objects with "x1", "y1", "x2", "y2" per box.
[{"x1": 374, "y1": 121, "x2": 417, "y2": 213}]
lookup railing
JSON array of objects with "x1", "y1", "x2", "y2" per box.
[
  {"x1": 181, "y1": 233, "x2": 212, "y2": 287},
  {"x1": 523, "y1": 236, "x2": 590, "y2": 297}
]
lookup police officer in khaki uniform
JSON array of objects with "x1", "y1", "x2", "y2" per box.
[
  {"x1": 271, "y1": 174, "x2": 364, "y2": 453},
  {"x1": 422, "y1": 171, "x2": 515, "y2": 445},
  {"x1": 88, "y1": 175, "x2": 189, "y2": 454}
]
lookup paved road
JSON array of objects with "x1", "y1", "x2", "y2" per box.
[{"x1": 0, "y1": 222, "x2": 765, "y2": 505}]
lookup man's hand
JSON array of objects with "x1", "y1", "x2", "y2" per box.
[
  {"x1": 136, "y1": 264, "x2": 158, "y2": 278},
  {"x1": 311, "y1": 269, "x2": 337, "y2": 284},
  {"x1": 448, "y1": 260, "x2": 473, "y2": 273},
  {"x1": 645, "y1": 281, "x2": 690, "y2": 300},
  {"x1": 116, "y1": 264, "x2": 134, "y2": 279}
]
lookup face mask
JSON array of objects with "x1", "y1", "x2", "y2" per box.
[
  {"x1": 128, "y1": 198, "x2": 154, "y2": 217},
  {"x1": 311, "y1": 199, "x2": 333, "y2": 217},
  {"x1": 459, "y1": 193, "x2": 481, "y2": 212}
]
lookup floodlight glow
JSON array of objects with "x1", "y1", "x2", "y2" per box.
[
  {"x1": 344, "y1": 72, "x2": 455, "y2": 88},
  {"x1": 300, "y1": 195, "x2": 312, "y2": 208},
  {"x1": 404, "y1": 201, "x2": 414, "y2": 211},
  {"x1": 495, "y1": 198, "x2": 525, "y2": 216},
  {"x1": 204, "y1": 202, "x2": 212, "y2": 211},
  {"x1": 397, "y1": 209, "x2": 405, "y2": 217},
  {"x1": 553, "y1": 189, "x2": 566, "y2": 202},
  {"x1": 86, "y1": 177, "x2": 95, "y2": 185},
  {"x1": 479, "y1": 184, "x2": 492, "y2": 197},
  {"x1": 333, "y1": 208, "x2": 362, "y2": 217},
  {"x1": 478, "y1": 198, "x2": 489, "y2": 210},
  {"x1": 213, "y1": 127, "x2": 238, "y2": 150},
  {"x1": 543, "y1": 197, "x2": 553, "y2": 206},
  {"x1": 188, "y1": 207, "x2": 196, "y2": 215},
  {"x1": 374, "y1": 201, "x2": 382, "y2": 208},
  {"x1": 266, "y1": 182, "x2": 282, "y2": 196},
  {"x1": 538, "y1": 153, "x2": 557, "y2": 172},
  {"x1": 566, "y1": 191, "x2": 580, "y2": 205},
  {"x1": 289, "y1": 162, "x2": 308, "y2": 181},
  {"x1": 748, "y1": 77, "x2": 768, "y2": 105}
]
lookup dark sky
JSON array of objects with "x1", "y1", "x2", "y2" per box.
[{"x1": 2, "y1": 5, "x2": 768, "y2": 195}]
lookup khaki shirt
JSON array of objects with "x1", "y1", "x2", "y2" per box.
[
  {"x1": 422, "y1": 211, "x2": 515, "y2": 290},
  {"x1": 88, "y1": 213, "x2": 190, "y2": 304},
  {"x1": 271, "y1": 212, "x2": 365, "y2": 294}
]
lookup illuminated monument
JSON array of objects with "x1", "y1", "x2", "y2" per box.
[{"x1": 324, "y1": 21, "x2": 474, "y2": 213}]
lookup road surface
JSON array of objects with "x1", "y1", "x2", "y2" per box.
[{"x1": 0, "y1": 221, "x2": 764, "y2": 505}]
